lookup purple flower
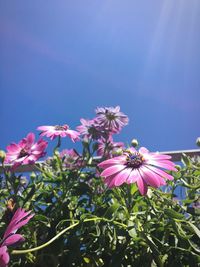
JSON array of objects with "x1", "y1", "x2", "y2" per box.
[
  {"x1": 60, "y1": 149, "x2": 84, "y2": 170},
  {"x1": 98, "y1": 147, "x2": 177, "y2": 195},
  {"x1": 5, "y1": 133, "x2": 47, "y2": 169},
  {"x1": 76, "y1": 118, "x2": 107, "y2": 140},
  {"x1": 0, "y1": 208, "x2": 34, "y2": 267},
  {"x1": 95, "y1": 106, "x2": 129, "y2": 133},
  {"x1": 37, "y1": 125, "x2": 80, "y2": 142},
  {"x1": 97, "y1": 137, "x2": 124, "y2": 159}
]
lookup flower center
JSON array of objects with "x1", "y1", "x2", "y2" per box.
[
  {"x1": 105, "y1": 111, "x2": 116, "y2": 121},
  {"x1": 19, "y1": 149, "x2": 29, "y2": 158},
  {"x1": 126, "y1": 152, "x2": 144, "y2": 168},
  {"x1": 54, "y1": 125, "x2": 68, "y2": 131}
]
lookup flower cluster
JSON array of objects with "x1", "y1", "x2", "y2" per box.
[
  {"x1": 1, "y1": 106, "x2": 179, "y2": 266},
  {"x1": 3, "y1": 106, "x2": 176, "y2": 196}
]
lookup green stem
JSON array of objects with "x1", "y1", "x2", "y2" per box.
[
  {"x1": 53, "y1": 136, "x2": 61, "y2": 153},
  {"x1": 11, "y1": 217, "x2": 127, "y2": 255},
  {"x1": 12, "y1": 221, "x2": 79, "y2": 255}
]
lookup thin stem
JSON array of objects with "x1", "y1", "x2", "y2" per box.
[
  {"x1": 53, "y1": 136, "x2": 61, "y2": 153},
  {"x1": 12, "y1": 221, "x2": 79, "y2": 255},
  {"x1": 11, "y1": 217, "x2": 127, "y2": 255}
]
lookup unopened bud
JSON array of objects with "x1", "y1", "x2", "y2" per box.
[
  {"x1": 20, "y1": 176, "x2": 28, "y2": 186},
  {"x1": 0, "y1": 150, "x2": 6, "y2": 162},
  {"x1": 112, "y1": 148, "x2": 123, "y2": 156},
  {"x1": 131, "y1": 139, "x2": 139, "y2": 148},
  {"x1": 196, "y1": 137, "x2": 200, "y2": 147}
]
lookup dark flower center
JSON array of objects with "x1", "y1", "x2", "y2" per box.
[
  {"x1": 54, "y1": 125, "x2": 68, "y2": 131},
  {"x1": 105, "y1": 110, "x2": 116, "y2": 121},
  {"x1": 19, "y1": 149, "x2": 29, "y2": 158},
  {"x1": 126, "y1": 152, "x2": 144, "y2": 168}
]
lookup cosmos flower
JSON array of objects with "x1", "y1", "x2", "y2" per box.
[
  {"x1": 98, "y1": 147, "x2": 177, "y2": 195},
  {"x1": 37, "y1": 125, "x2": 80, "y2": 142},
  {"x1": 97, "y1": 137, "x2": 124, "y2": 159},
  {"x1": 60, "y1": 149, "x2": 84, "y2": 170},
  {"x1": 0, "y1": 208, "x2": 34, "y2": 267},
  {"x1": 76, "y1": 118, "x2": 107, "y2": 140},
  {"x1": 95, "y1": 106, "x2": 129, "y2": 133},
  {"x1": 5, "y1": 133, "x2": 47, "y2": 169}
]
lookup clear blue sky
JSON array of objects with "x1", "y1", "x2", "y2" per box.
[{"x1": 0, "y1": 0, "x2": 200, "y2": 154}]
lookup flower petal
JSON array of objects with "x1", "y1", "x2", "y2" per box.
[{"x1": 101, "y1": 165, "x2": 125, "y2": 177}]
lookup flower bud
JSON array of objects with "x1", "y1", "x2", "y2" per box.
[
  {"x1": 20, "y1": 176, "x2": 28, "y2": 186},
  {"x1": 112, "y1": 148, "x2": 123, "y2": 156},
  {"x1": 0, "y1": 150, "x2": 6, "y2": 162},
  {"x1": 196, "y1": 137, "x2": 200, "y2": 147},
  {"x1": 131, "y1": 139, "x2": 139, "y2": 148}
]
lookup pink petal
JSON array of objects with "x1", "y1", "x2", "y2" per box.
[
  {"x1": 2, "y1": 234, "x2": 24, "y2": 246},
  {"x1": 139, "y1": 166, "x2": 161, "y2": 187},
  {"x1": 149, "y1": 153, "x2": 172, "y2": 160},
  {"x1": 3, "y1": 209, "x2": 34, "y2": 239},
  {"x1": 113, "y1": 168, "x2": 131, "y2": 186},
  {"x1": 136, "y1": 176, "x2": 148, "y2": 195},
  {"x1": 0, "y1": 246, "x2": 9, "y2": 267},
  {"x1": 37, "y1": 126, "x2": 53, "y2": 131},
  {"x1": 6, "y1": 143, "x2": 19, "y2": 153},
  {"x1": 26, "y1": 133, "x2": 35, "y2": 146},
  {"x1": 126, "y1": 169, "x2": 141, "y2": 184},
  {"x1": 101, "y1": 165, "x2": 125, "y2": 177},
  {"x1": 146, "y1": 165, "x2": 174, "y2": 181},
  {"x1": 98, "y1": 156, "x2": 126, "y2": 169},
  {"x1": 139, "y1": 147, "x2": 149, "y2": 154}
]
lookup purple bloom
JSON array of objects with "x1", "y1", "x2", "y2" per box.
[
  {"x1": 0, "y1": 208, "x2": 34, "y2": 267},
  {"x1": 60, "y1": 149, "x2": 84, "y2": 170},
  {"x1": 37, "y1": 125, "x2": 80, "y2": 142},
  {"x1": 5, "y1": 133, "x2": 47, "y2": 169},
  {"x1": 95, "y1": 106, "x2": 129, "y2": 133},
  {"x1": 76, "y1": 118, "x2": 107, "y2": 140},
  {"x1": 98, "y1": 147, "x2": 177, "y2": 195},
  {"x1": 97, "y1": 137, "x2": 124, "y2": 159}
]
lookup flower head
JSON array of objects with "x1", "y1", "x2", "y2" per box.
[
  {"x1": 76, "y1": 118, "x2": 107, "y2": 140},
  {"x1": 60, "y1": 149, "x2": 84, "y2": 170},
  {"x1": 97, "y1": 137, "x2": 124, "y2": 159},
  {"x1": 95, "y1": 106, "x2": 129, "y2": 133},
  {"x1": 0, "y1": 208, "x2": 34, "y2": 267},
  {"x1": 5, "y1": 133, "x2": 47, "y2": 169},
  {"x1": 37, "y1": 125, "x2": 80, "y2": 142},
  {"x1": 98, "y1": 147, "x2": 177, "y2": 195}
]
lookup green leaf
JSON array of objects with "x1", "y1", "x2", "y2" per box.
[
  {"x1": 83, "y1": 257, "x2": 90, "y2": 263},
  {"x1": 181, "y1": 153, "x2": 191, "y2": 166},
  {"x1": 164, "y1": 208, "x2": 185, "y2": 219},
  {"x1": 103, "y1": 202, "x2": 120, "y2": 219},
  {"x1": 187, "y1": 222, "x2": 200, "y2": 238}
]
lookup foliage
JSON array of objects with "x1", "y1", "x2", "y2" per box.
[{"x1": 0, "y1": 109, "x2": 200, "y2": 267}]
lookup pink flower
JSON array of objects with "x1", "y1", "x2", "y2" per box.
[
  {"x1": 98, "y1": 147, "x2": 177, "y2": 195},
  {"x1": 37, "y1": 125, "x2": 80, "y2": 142},
  {"x1": 60, "y1": 149, "x2": 84, "y2": 170},
  {"x1": 95, "y1": 106, "x2": 129, "y2": 133},
  {"x1": 5, "y1": 133, "x2": 47, "y2": 169},
  {"x1": 0, "y1": 208, "x2": 34, "y2": 267},
  {"x1": 0, "y1": 246, "x2": 9, "y2": 267},
  {"x1": 97, "y1": 137, "x2": 124, "y2": 159},
  {"x1": 76, "y1": 118, "x2": 107, "y2": 140}
]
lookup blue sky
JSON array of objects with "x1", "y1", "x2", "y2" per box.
[{"x1": 0, "y1": 0, "x2": 200, "y2": 154}]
